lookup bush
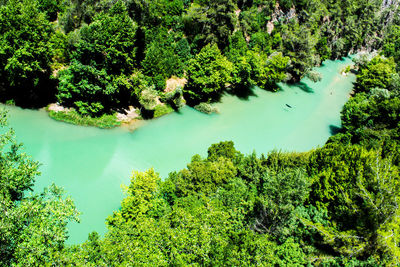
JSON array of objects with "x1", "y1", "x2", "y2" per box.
[
  {"x1": 48, "y1": 109, "x2": 121, "y2": 129},
  {"x1": 194, "y1": 103, "x2": 219, "y2": 114},
  {"x1": 164, "y1": 87, "x2": 186, "y2": 110},
  {"x1": 139, "y1": 87, "x2": 158, "y2": 111},
  {"x1": 5, "y1": 100, "x2": 15, "y2": 106},
  {"x1": 341, "y1": 65, "x2": 352, "y2": 74},
  {"x1": 154, "y1": 104, "x2": 174, "y2": 118}
]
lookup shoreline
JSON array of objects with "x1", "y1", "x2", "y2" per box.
[
  {"x1": 6, "y1": 60, "x2": 356, "y2": 131},
  {"x1": 45, "y1": 103, "x2": 174, "y2": 130}
]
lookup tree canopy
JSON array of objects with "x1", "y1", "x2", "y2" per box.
[
  {"x1": 0, "y1": 111, "x2": 79, "y2": 265},
  {"x1": 0, "y1": 0, "x2": 55, "y2": 106},
  {"x1": 2, "y1": 0, "x2": 400, "y2": 264},
  {"x1": 2, "y1": 0, "x2": 397, "y2": 118}
]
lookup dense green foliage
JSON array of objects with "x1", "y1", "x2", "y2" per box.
[
  {"x1": 3, "y1": 53, "x2": 400, "y2": 264},
  {"x1": 0, "y1": 0, "x2": 55, "y2": 106},
  {"x1": 354, "y1": 55, "x2": 397, "y2": 93},
  {"x1": 0, "y1": 111, "x2": 79, "y2": 265},
  {"x1": 383, "y1": 25, "x2": 400, "y2": 70},
  {"x1": 336, "y1": 54, "x2": 400, "y2": 148},
  {"x1": 48, "y1": 137, "x2": 400, "y2": 265},
  {"x1": 185, "y1": 44, "x2": 233, "y2": 102},
  {"x1": 2, "y1": 0, "x2": 399, "y2": 120},
  {"x1": 48, "y1": 109, "x2": 122, "y2": 128},
  {"x1": 57, "y1": 2, "x2": 138, "y2": 116},
  {"x1": 2, "y1": 0, "x2": 400, "y2": 265},
  {"x1": 22, "y1": 53, "x2": 400, "y2": 265}
]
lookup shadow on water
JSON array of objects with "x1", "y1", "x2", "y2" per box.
[
  {"x1": 296, "y1": 82, "x2": 314, "y2": 93},
  {"x1": 226, "y1": 85, "x2": 258, "y2": 100},
  {"x1": 350, "y1": 69, "x2": 357, "y2": 75},
  {"x1": 0, "y1": 78, "x2": 58, "y2": 109},
  {"x1": 140, "y1": 109, "x2": 155, "y2": 119},
  {"x1": 286, "y1": 82, "x2": 314, "y2": 93},
  {"x1": 329, "y1": 125, "x2": 342, "y2": 135}
]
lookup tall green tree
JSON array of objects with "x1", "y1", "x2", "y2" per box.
[
  {"x1": 246, "y1": 51, "x2": 290, "y2": 90},
  {"x1": 185, "y1": 44, "x2": 233, "y2": 102},
  {"x1": 383, "y1": 25, "x2": 400, "y2": 70},
  {"x1": 57, "y1": 1, "x2": 138, "y2": 115},
  {"x1": 280, "y1": 22, "x2": 319, "y2": 81},
  {"x1": 355, "y1": 56, "x2": 397, "y2": 93},
  {"x1": 0, "y1": 111, "x2": 79, "y2": 265},
  {"x1": 0, "y1": 0, "x2": 55, "y2": 106},
  {"x1": 73, "y1": 1, "x2": 137, "y2": 75},
  {"x1": 141, "y1": 30, "x2": 189, "y2": 90},
  {"x1": 307, "y1": 143, "x2": 400, "y2": 262},
  {"x1": 183, "y1": 0, "x2": 238, "y2": 50}
]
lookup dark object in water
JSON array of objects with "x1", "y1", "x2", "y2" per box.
[{"x1": 286, "y1": 104, "x2": 292, "y2": 108}]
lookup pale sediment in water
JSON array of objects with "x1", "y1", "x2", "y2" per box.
[{"x1": 2, "y1": 57, "x2": 356, "y2": 244}]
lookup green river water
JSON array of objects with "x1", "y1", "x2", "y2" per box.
[{"x1": 3, "y1": 58, "x2": 355, "y2": 244}]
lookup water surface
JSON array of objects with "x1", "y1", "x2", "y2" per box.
[{"x1": 4, "y1": 58, "x2": 355, "y2": 244}]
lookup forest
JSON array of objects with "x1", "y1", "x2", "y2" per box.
[
  {"x1": 1, "y1": 0, "x2": 400, "y2": 265},
  {"x1": 1, "y1": 0, "x2": 400, "y2": 124}
]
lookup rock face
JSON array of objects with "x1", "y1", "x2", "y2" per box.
[
  {"x1": 269, "y1": 3, "x2": 297, "y2": 24},
  {"x1": 382, "y1": 0, "x2": 399, "y2": 9},
  {"x1": 116, "y1": 106, "x2": 139, "y2": 122},
  {"x1": 48, "y1": 103, "x2": 71, "y2": 112},
  {"x1": 267, "y1": 21, "x2": 274, "y2": 34},
  {"x1": 164, "y1": 77, "x2": 187, "y2": 93},
  {"x1": 380, "y1": 0, "x2": 400, "y2": 27},
  {"x1": 267, "y1": 3, "x2": 297, "y2": 35}
]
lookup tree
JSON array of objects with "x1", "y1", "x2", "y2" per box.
[
  {"x1": 305, "y1": 70, "x2": 322, "y2": 82},
  {"x1": 141, "y1": 30, "x2": 188, "y2": 90},
  {"x1": 340, "y1": 91, "x2": 400, "y2": 147},
  {"x1": 73, "y1": 1, "x2": 137, "y2": 75},
  {"x1": 103, "y1": 168, "x2": 168, "y2": 266},
  {"x1": 57, "y1": 1, "x2": 138, "y2": 115},
  {"x1": 37, "y1": 0, "x2": 63, "y2": 21},
  {"x1": 253, "y1": 168, "x2": 310, "y2": 239},
  {"x1": 280, "y1": 21, "x2": 319, "y2": 81},
  {"x1": 10, "y1": 185, "x2": 79, "y2": 265},
  {"x1": 171, "y1": 154, "x2": 237, "y2": 197},
  {"x1": 139, "y1": 86, "x2": 158, "y2": 111},
  {"x1": 185, "y1": 44, "x2": 234, "y2": 102},
  {"x1": 246, "y1": 51, "x2": 290, "y2": 90},
  {"x1": 0, "y1": 0, "x2": 55, "y2": 106},
  {"x1": 315, "y1": 37, "x2": 331, "y2": 62},
  {"x1": 126, "y1": 0, "x2": 185, "y2": 29},
  {"x1": 183, "y1": 0, "x2": 238, "y2": 50},
  {"x1": 383, "y1": 25, "x2": 400, "y2": 71},
  {"x1": 355, "y1": 56, "x2": 397, "y2": 93},
  {"x1": 207, "y1": 141, "x2": 237, "y2": 161},
  {"x1": 0, "y1": 111, "x2": 79, "y2": 265},
  {"x1": 225, "y1": 31, "x2": 248, "y2": 63},
  {"x1": 57, "y1": 61, "x2": 113, "y2": 116},
  {"x1": 107, "y1": 169, "x2": 161, "y2": 224},
  {"x1": 307, "y1": 143, "x2": 400, "y2": 262}
]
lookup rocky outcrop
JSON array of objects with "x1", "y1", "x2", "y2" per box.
[
  {"x1": 267, "y1": 3, "x2": 297, "y2": 34},
  {"x1": 382, "y1": 0, "x2": 399, "y2": 9},
  {"x1": 271, "y1": 3, "x2": 296, "y2": 24},
  {"x1": 380, "y1": 0, "x2": 400, "y2": 26}
]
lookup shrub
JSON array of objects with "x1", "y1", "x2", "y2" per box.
[
  {"x1": 194, "y1": 103, "x2": 219, "y2": 114},
  {"x1": 49, "y1": 109, "x2": 121, "y2": 128}
]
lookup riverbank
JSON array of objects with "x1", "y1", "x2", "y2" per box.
[
  {"x1": 48, "y1": 108, "x2": 122, "y2": 129},
  {"x1": 2, "y1": 57, "x2": 356, "y2": 244},
  {"x1": 45, "y1": 76, "x2": 185, "y2": 129},
  {"x1": 46, "y1": 102, "x2": 175, "y2": 129}
]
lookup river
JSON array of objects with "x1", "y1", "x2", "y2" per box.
[{"x1": 3, "y1": 57, "x2": 355, "y2": 244}]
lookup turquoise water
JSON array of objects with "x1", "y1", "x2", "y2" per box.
[{"x1": 3, "y1": 58, "x2": 355, "y2": 244}]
